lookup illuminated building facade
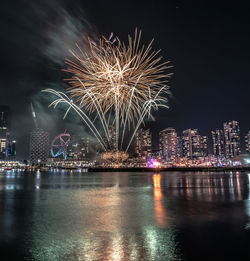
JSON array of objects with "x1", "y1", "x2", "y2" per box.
[
  {"x1": 201, "y1": 136, "x2": 208, "y2": 157},
  {"x1": 182, "y1": 129, "x2": 197, "y2": 159},
  {"x1": 0, "y1": 138, "x2": 7, "y2": 159},
  {"x1": 182, "y1": 129, "x2": 192, "y2": 158},
  {"x1": 0, "y1": 106, "x2": 10, "y2": 159},
  {"x1": 135, "y1": 128, "x2": 152, "y2": 158},
  {"x1": 182, "y1": 129, "x2": 208, "y2": 159},
  {"x1": 211, "y1": 129, "x2": 224, "y2": 156},
  {"x1": 159, "y1": 127, "x2": 177, "y2": 162},
  {"x1": 29, "y1": 129, "x2": 49, "y2": 165},
  {"x1": 176, "y1": 136, "x2": 183, "y2": 157},
  {"x1": 245, "y1": 131, "x2": 250, "y2": 154},
  {"x1": 68, "y1": 136, "x2": 89, "y2": 160},
  {"x1": 223, "y1": 121, "x2": 240, "y2": 158},
  {"x1": 68, "y1": 136, "x2": 79, "y2": 159},
  {"x1": 78, "y1": 137, "x2": 89, "y2": 159}
]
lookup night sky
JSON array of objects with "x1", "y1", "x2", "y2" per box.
[{"x1": 0, "y1": 0, "x2": 250, "y2": 158}]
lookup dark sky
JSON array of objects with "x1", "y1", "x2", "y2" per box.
[{"x1": 0, "y1": 0, "x2": 250, "y2": 158}]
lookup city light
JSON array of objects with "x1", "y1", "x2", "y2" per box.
[{"x1": 148, "y1": 158, "x2": 161, "y2": 168}]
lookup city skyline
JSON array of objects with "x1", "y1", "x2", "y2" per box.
[
  {"x1": 0, "y1": 0, "x2": 250, "y2": 159},
  {"x1": 1, "y1": 102, "x2": 250, "y2": 160}
]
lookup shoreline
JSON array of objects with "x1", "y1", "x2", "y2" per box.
[
  {"x1": 87, "y1": 166, "x2": 250, "y2": 172},
  {"x1": 2, "y1": 166, "x2": 250, "y2": 172}
]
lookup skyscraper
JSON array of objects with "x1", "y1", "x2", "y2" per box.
[
  {"x1": 30, "y1": 129, "x2": 50, "y2": 165},
  {"x1": 223, "y1": 121, "x2": 240, "y2": 158},
  {"x1": 176, "y1": 136, "x2": 183, "y2": 157},
  {"x1": 245, "y1": 131, "x2": 250, "y2": 154},
  {"x1": 135, "y1": 129, "x2": 152, "y2": 158},
  {"x1": 201, "y1": 136, "x2": 208, "y2": 157},
  {"x1": 0, "y1": 106, "x2": 10, "y2": 159},
  {"x1": 182, "y1": 129, "x2": 196, "y2": 159},
  {"x1": 29, "y1": 103, "x2": 50, "y2": 165},
  {"x1": 159, "y1": 127, "x2": 177, "y2": 162},
  {"x1": 211, "y1": 129, "x2": 224, "y2": 156},
  {"x1": 182, "y1": 129, "x2": 207, "y2": 159},
  {"x1": 182, "y1": 129, "x2": 192, "y2": 158}
]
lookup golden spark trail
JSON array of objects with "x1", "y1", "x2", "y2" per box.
[{"x1": 44, "y1": 29, "x2": 172, "y2": 154}]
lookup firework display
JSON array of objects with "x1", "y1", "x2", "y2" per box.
[
  {"x1": 44, "y1": 29, "x2": 172, "y2": 153},
  {"x1": 148, "y1": 158, "x2": 161, "y2": 168},
  {"x1": 101, "y1": 151, "x2": 129, "y2": 165}
]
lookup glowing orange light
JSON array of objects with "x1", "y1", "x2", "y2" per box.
[
  {"x1": 152, "y1": 161, "x2": 161, "y2": 168},
  {"x1": 153, "y1": 174, "x2": 168, "y2": 228},
  {"x1": 153, "y1": 174, "x2": 161, "y2": 189}
]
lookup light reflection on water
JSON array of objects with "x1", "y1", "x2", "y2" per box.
[
  {"x1": 0, "y1": 170, "x2": 249, "y2": 260},
  {"x1": 246, "y1": 173, "x2": 250, "y2": 229},
  {"x1": 153, "y1": 174, "x2": 169, "y2": 228}
]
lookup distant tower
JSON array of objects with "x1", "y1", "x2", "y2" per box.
[
  {"x1": 245, "y1": 131, "x2": 250, "y2": 154},
  {"x1": 135, "y1": 129, "x2": 152, "y2": 158},
  {"x1": 29, "y1": 103, "x2": 49, "y2": 165},
  {"x1": 223, "y1": 121, "x2": 240, "y2": 158},
  {"x1": 0, "y1": 106, "x2": 10, "y2": 159},
  {"x1": 211, "y1": 129, "x2": 224, "y2": 156},
  {"x1": 159, "y1": 127, "x2": 177, "y2": 162}
]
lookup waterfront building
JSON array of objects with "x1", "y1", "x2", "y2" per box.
[
  {"x1": 135, "y1": 128, "x2": 152, "y2": 158},
  {"x1": 0, "y1": 106, "x2": 10, "y2": 159},
  {"x1": 182, "y1": 129, "x2": 207, "y2": 159},
  {"x1": 231, "y1": 154, "x2": 250, "y2": 166},
  {"x1": 159, "y1": 127, "x2": 177, "y2": 162},
  {"x1": 182, "y1": 129, "x2": 192, "y2": 158},
  {"x1": 211, "y1": 129, "x2": 224, "y2": 156},
  {"x1": 245, "y1": 131, "x2": 250, "y2": 154},
  {"x1": 182, "y1": 129, "x2": 197, "y2": 159},
  {"x1": 0, "y1": 137, "x2": 7, "y2": 159},
  {"x1": 29, "y1": 129, "x2": 49, "y2": 165},
  {"x1": 176, "y1": 136, "x2": 183, "y2": 157},
  {"x1": 201, "y1": 136, "x2": 208, "y2": 157},
  {"x1": 223, "y1": 121, "x2": 240, "y2": 158}
]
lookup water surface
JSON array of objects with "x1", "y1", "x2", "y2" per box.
[{"x1": 0, "y1": 170, "x2": 249, "y2": 260}]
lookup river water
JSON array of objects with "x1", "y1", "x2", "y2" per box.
[{"x1": 0, "y1": 170, "x2": 249, "y2": 260}]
